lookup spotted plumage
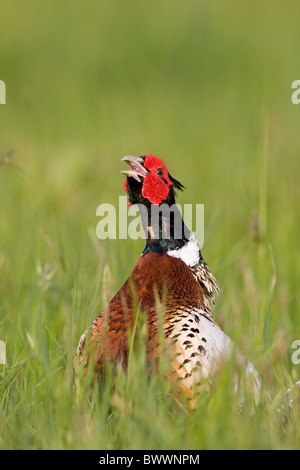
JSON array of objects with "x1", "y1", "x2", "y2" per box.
[{"x1": 75, "y1": 155, "x2": 261, "y2": 404}]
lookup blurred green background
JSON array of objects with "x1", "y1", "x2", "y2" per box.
[{"x1": 0, "y1": 0, "x2": 300, "y2": 449}]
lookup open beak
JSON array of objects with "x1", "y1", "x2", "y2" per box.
[{"x1": 120, "y1": 156, "x2": 149, "y2": 183}]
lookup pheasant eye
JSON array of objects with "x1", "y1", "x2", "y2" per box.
[{"x1": 156, "y1": 167, "x2": 164, "y2": 176}]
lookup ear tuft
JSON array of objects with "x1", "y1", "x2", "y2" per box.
[{"x1": 169, "y1": 174, "x2": 185, "y2": 191}]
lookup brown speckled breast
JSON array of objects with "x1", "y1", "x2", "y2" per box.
[{"x1": 76, "y1": 252, "x2": 215, "y2": 373}]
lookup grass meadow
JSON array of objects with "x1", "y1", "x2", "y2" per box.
[{"x1": 0, "y1": 0, "x2": 300, "y2": 450}]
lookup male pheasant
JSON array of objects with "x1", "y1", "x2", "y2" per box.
[{"x1": 75, "y1": 154, "x2": 261, "y2": 403}]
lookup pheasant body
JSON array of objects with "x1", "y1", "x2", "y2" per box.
[{"x1": 75, "y1": 155, "x2": 261, "y2": 403}]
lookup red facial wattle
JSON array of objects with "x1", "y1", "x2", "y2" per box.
[
  {"x1": 123, "y1": 177, "x2": 128, "y2": 194},
  {"x1": 142, "y1": 173, "x2": 170, "y2": 205},
  {"x1": 142, "y1": 154, "x2": 173, "y2": 204},
  {"x1": 143, "y1": 155, "x2": 172, "y2": 184},
  {"x1": 122, "y1": 154, "x2": 174, "y2": 205}
]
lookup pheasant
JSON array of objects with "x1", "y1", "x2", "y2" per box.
[{"x1": 75, "y1": 154, "x2": 261, "y2": 404}]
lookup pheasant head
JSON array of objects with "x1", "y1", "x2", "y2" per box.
[
  {"x1": 121, "y1": 154, "x2": 197, "y2": 260},
  {"x1": 121, "y1": 154, "x2": 184, "y2": 207}
]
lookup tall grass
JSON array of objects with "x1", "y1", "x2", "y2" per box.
[{"x1": 1, "y1": 0, "x2": 300, "y2": 449}]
